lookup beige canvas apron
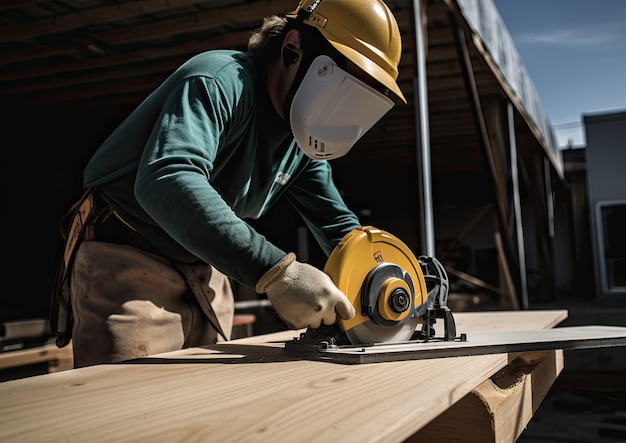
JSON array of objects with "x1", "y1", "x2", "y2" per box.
[{"x1": 51, "y1": 188, "x2": 234, "y2": 368}]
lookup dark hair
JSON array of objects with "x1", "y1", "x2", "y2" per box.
[
  {"x1": 247, "y1": 15, "x2": 288, "y2": 60},
  {"x1": 247, "y1": 15, "x2": 343, "y2": 67},
  {"x1": 248, "y1": 12, "x2": 349, "y2": 120}
]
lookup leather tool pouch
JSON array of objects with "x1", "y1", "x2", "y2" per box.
[{"x1": 50, "y1": 188, "x2": 109, "y2": 347}]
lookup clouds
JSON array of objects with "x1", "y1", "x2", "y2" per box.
[
  {"x1": 518, "y1": 28, "x2": 621, "y2": 47},
  {"x1": 493, "y1": 0, "x2": 626, "y2": 148},
  {"x1": 495, "y1": 0, "x2": 626, "y2": 49}
]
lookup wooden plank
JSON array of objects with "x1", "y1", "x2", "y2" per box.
[
  {"x1": 0, "y1": 342, "x2": 73, "y2": 373},
  {"x1": 0, "y1": 310, "x2": 567, "y2": 443},
  {"x1": 412, "y1": 350, "x2": 564, "y2": 442}
]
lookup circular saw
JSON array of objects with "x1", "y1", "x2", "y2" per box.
[
  {"x1": 285, "y1": 226, "x2": 457, "y2": 354},
  {"x1": 324, "y1": 226, "x2": 427, "y2": 344}
]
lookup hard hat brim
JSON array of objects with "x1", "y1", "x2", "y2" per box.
[{"x1": 325, "y1": 38, "x2": 407, "y2": 104}]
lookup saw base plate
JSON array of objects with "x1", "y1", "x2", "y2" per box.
[
  {"x1": 284, "y1": 322, "x2": 467, "y2": 363},
  {"x1": 284, "y1": 325, "x2": 626, "y2": 365}
]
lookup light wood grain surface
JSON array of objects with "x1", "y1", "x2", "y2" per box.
[
  {"x1": 0, "y1": 310, "x2": 567, "y2": 443},
  {"x1": 0, "y1": 342, "x2": 73, "y2": 372}
]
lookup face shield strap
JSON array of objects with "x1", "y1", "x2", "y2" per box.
[
  {"x1": 282, "y1": 30, "x2": 348, "y2": 127},
  {"x1": 282, "y1": 49, "x2": 315, "y2": 127},
  {"x1": 281, "y1": 24, "x2": 341, "y2": 126},
  {"x1": 289, "y1": 55, "x2": 394, "y2": 160}
]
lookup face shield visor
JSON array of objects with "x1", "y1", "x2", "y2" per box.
[{"x1": 289, "y1": 55, "x2": 395, "y2": 160}]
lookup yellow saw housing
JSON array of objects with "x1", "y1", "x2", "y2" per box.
[{"x1": 324, "y1": 226, "x2": 427, "y2": 334}]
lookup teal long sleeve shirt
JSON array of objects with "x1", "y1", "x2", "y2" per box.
[{"x1": 83, "y1": 50, "x2": 360, "y2": 287}]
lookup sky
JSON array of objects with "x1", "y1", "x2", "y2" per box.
[{"x1": 491, "y1": 0, "x2": 626, "y2": 148}]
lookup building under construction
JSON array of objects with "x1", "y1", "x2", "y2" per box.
[{"x1": 2, "y1": 0, "x2": 620, "y2": 319}]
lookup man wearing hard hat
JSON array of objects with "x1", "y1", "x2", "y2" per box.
[{"x1": 52, "y1": 0, "x2": 407, "y2": 367}]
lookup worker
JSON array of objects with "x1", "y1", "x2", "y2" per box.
[{"x1": 51, "y1": 0, "x2": 407, "y2": 368}]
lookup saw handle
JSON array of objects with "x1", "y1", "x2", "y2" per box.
[{"x1": 418, "y1": 256, "x2": 450, "y2": 308}]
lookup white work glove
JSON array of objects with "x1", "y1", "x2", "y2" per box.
[{"x1": 255, "y1": 253, "x2": 356, "y2": 329}]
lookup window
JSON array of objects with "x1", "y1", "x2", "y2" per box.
[{"x1": 596, "y1": 201, "x2": 626, "y2": 293}]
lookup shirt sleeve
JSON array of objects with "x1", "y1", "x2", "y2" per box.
[
  {"x1": 133, "y1": 76, "x2": 285, "y2": 287},
  {"x1": 285, "y1": 160, "x2": 361, "y2": 256}
]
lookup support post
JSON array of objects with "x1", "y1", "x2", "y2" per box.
[
  {"x1": 508, "y1": 103, "x2": 529, "y2": 309},
  {"x1": 413, "y1": 0, "x2": 435, "y2": 256}
]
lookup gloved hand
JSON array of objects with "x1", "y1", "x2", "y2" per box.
[{"x1": 255, "y1": 253, "x2": 356, "y2": 329}]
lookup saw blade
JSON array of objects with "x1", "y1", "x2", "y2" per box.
[
  {"x1": 324, "y1": 226, "x2": 429, "y2": 345},
  {"x1": 345, "y1": 316, "x2": 420, "y2": 345}
]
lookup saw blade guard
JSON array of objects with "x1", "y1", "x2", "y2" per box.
[{"x1": 323, "y1": 226, "x2": 428, "y2": 342}]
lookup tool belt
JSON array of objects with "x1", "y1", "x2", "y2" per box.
[{"x1": 50, "y1": 188, "x2": 227, "y2": 347}]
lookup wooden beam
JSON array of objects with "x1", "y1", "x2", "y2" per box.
[
  {"x1": 0, "y1": 0, "x2": 206, "y2": 42},
  {"x1": 0, "y1": 311, "x2": 569, "y2": 443},
  {"x1": 0, "y1": 342, "x2": 73, "y2": 373},
  {"x1": 412, "y1": 350, "x2": 564, "y2": 442}
]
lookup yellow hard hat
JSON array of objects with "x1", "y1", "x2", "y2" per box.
[{"x1": 288, "y1": 0, "x2": 406, "y2": 104}]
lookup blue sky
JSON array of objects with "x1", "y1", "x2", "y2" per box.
[{"x1": 492, "y1": 0, "x2": 626, "y2": 148}]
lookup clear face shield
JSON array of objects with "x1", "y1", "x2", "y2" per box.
[{"x1": 289, "y1": 55, "x2": 395, "y2": 160}]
